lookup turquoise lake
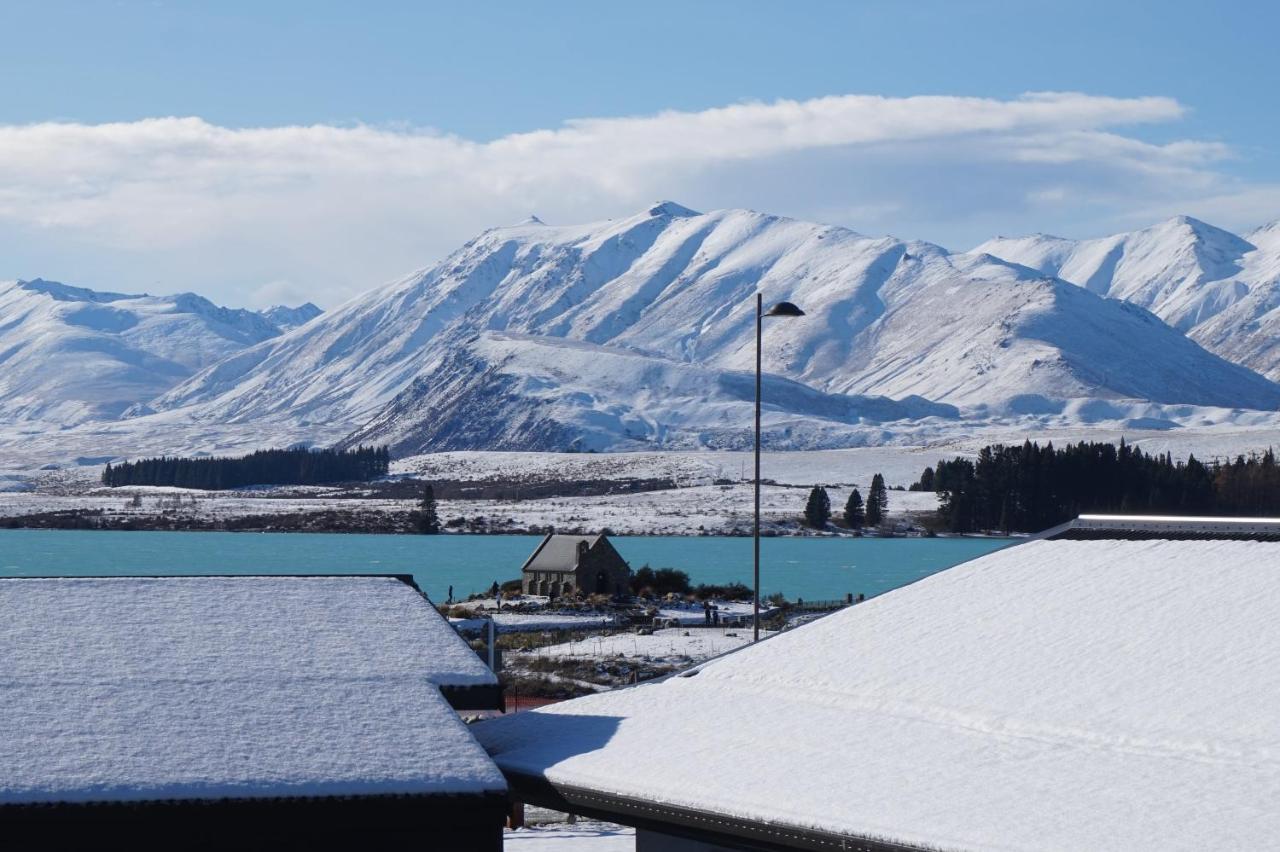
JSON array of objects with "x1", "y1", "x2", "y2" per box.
[{"x1": 0, "y1": 529, "x2": 1011, "y2": 602}]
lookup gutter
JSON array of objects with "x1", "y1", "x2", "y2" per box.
[{"x1": 504, "y1": 770, "x2": 930, "y2": 852}]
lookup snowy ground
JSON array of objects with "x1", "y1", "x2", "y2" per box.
[
  {"x1": 452, "y1": 612, "x2": 623, "y2": 634},
  {"x1": 524, "y1": 626, "x2": 768, "y2": 663},
  {"x1": 4, "y1": 430, "x2": 1278, "y2": 535},
  {"x1": 504, "y1": 820, "x2": 633, "y2": 850},
  {"x1": 0, "y1": 479, "x2": 937, "y2": 536}
]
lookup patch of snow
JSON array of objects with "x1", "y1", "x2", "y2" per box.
[{"x1": 504, "y1": 820, "x2": 634, "y2": 850}]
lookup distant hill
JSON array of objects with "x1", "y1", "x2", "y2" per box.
[
  {"x1": 0, "y1": 279, "x2": 313, "y2": 424},
  {"x1": 976, "y1": 215, "x2": 1280, "y2": 379}
]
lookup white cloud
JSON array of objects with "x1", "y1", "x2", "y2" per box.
[{"x1": 0, "y1": 92, "x2": 1264, "y2": 307}]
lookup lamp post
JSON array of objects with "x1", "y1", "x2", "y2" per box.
[{"x1": 754, "y1": 294, "x2": 805, "y2": 641}]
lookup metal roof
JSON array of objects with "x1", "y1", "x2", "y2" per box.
[
  {"x1": 1042, "y1": 514, "x2": 1280, "y2": 541},
  {"x1": 520, "y1": 533, "x2": 605, "y2": 573}
]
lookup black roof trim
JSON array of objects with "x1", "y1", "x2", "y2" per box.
[
  {"x1": 440, "y1": 683, "x2": 505, "y2": 712},
  {"x1": 505, "y1": 771, "x2": 926, "y2": 852},
  {"x1": 0, "y1": 788, "x2": 507, "y2": 811}
]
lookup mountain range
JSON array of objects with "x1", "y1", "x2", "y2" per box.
[
  {"x1": 4, "y1": 203, "x2": 1280, "y2": 458},
  {"x1": 0, "y1": 279, "x2": 320, "y2": 424}
]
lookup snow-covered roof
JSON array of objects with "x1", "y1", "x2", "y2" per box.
[
  {"x1": 1, "y1": 575, "x2": 505, "y2": 805},
  {"x1": 477, "y1": 536, "x2": 1280, "y2": 850}
]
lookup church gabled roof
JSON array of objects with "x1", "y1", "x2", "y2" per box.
[{"x1": 520, "y1": 534, "x2": 606, "y2": 573}]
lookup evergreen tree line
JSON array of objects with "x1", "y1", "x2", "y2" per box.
[
  {"x1": 102, "y1": 446, "x2": 390, "y2": 490},
  {"x1": 804, "y1": 473, "x2": 889, "y2": 529},
  {"x1": 916, "y1": 440, "x2": 1280, "y2": 533}
]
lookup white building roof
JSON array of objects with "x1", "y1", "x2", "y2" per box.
[
  {"x1": 2, "y1": 575, "x2": 505, "y2": 804},
  {"x1": 477, "y1": 536, "x2": 1280, "y2": 850}
]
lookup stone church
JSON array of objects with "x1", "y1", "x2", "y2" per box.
[{"x1": 520, "y1": 533, "x2": 631, "y2": 598}]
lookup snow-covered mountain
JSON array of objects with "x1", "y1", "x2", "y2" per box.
[
  {"x1": 341, "y1": 331, "x2": 959, "y2": 454},
  {"x1": 975, "y1": 216, "x2": 1280, "y2": 378},
  {"x1": 261, "y1": 302, "x2": 323, "y2": 330},
  {"x1": 0, "y1": 279, "x2": 305, "y2": 424},
  {"x1": 152, "y1": 203, "x2": 1280, "y2": 453}
]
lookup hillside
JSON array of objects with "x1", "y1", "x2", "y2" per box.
[
  {"x1": 975, "y1": 216, "x2": 1280, "y2": 378},
  {"x1": 0, "y1": 279, "x2": 310, "y2": 424},
  {"x1": 341, "y1": 331, "x2": 959, "y2": 454}
]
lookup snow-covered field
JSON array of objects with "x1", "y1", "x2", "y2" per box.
[
  {"x1": 452, "y1": 612, "x2": 623, "y2": 634},
  {"x1": 0, "y1": 481, "x2": 936, "y2": 535},
  {"x1": 504, "y1": 820, "x2": 633, "y2": 850},
  {"x1": 0, "y1": 448, "x2": 950, "y2": 535},
  {"x1": 526, "y1": 626, "x2": 768, "y2": 663},
  {"x1": 6, "y1": 434, "x2": 1280, "y2": 535}
]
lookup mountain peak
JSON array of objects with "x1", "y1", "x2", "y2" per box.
[
  {"x1": 18, "y1": 278, "x2": 132, "y2": 303},
  {"x1": 646, "y1": 200, "x2": 699, "y2": 219},
  {"x1": 261, "y1": 302, "x2": 323, "y2": 330},
  {"x1": 517, "y1": 214, "x2": 545, "y2": 226},
  {"x1": 1153, "y1": 214, "x2": 1242, "y2": 242}
]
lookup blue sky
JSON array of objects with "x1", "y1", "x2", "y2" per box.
[{"x1": 1, "y1": 1, "x2": 1277, "y2": 306}]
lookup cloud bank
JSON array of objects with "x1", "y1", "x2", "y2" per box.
[{"x1": 0, "y1": 91, "x2": 1265, "y2": 308}]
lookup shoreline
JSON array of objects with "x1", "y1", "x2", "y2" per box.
[{"x1": 0, "y1": 520, "x2": 1013, "y2": 540}]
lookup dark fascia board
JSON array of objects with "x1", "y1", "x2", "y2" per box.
[
  {"x1": 0, "y1": 789, "x2": 508, "y2": 813},
  {"x1": 0, "y1": 790, "x2": 508, "y2": 850},
  {"x1": 505, "y1": 771, "x2": 928, "y2": 852},
  {"x1": 441, "y1": 683, "x2": 505, "y2": 712}
]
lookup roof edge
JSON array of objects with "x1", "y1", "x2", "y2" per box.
[
  {"x1": 519, "y1": 532, "x2": 555, "y2": 573},
  {"x1": 1047, "y1": 514, "x2": 1280, "y2": 540},
  {"x1": 504, "y1": 771, "x2": 928, "y2": 852}
]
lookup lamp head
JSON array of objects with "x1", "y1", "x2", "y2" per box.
[{"x1": 764, "y1": 301, "x2": 806, "y2": 318}]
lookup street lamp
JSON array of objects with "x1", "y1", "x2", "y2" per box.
[{"x1": 754, "y1": 294, "x2": 805, "y2": 641}]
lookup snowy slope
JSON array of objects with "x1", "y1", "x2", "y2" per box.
[
  {"x1": 261, "y1": 302, "x2": 323, "y2": 330},
  {"x1": 976, "y1": 216, "x2": 1280, "y2": 378},
  {"x1": 342, "y1": 331, "x2": 958, "y2": 454},
  {"x1": 0, "y1": 279, "x2": 294, "y2": 424},
  {"x1": 153, "y1": 203, "x2": 1280, "y2": 453}
]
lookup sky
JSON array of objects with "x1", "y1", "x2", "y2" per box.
[{"x1": 1, "y1": 0, "x2": 1278, "y2": 309}]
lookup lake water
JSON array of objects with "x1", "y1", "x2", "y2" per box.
[{"x1": 0, "y1": 529, "x2": 1011, "y2": 602}]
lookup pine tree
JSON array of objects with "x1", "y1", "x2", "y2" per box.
[
  {"x1": 844, "y1": 488, "x2": 865, "y2": 528},
  {"x1": 416, "y1": 483, "x2": 440, "y2": 534},
  {"x1": 866, "y1": 473, "x2": 888, "y2": 527},
  {"x1": 803, "y1": 486, "x2": 831, "y2": 528}
]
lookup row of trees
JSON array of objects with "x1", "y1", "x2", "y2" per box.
[
  {"x1": 803, "y1": 474, "x2": 889, "y2": 529},
  {"x1": 918, "y1": 440, "x2": 1280, "y2": 533},
  {"x1": 102, "y1": 446, "x2": 390, "y2": 489}
]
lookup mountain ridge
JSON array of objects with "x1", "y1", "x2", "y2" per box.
[
  {"x1": 4, "y1": 204, "x2": 1280, "y2": 454},
  {"x1": 147, "y1": 203, "x2": 1280, "y2": 452}
]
